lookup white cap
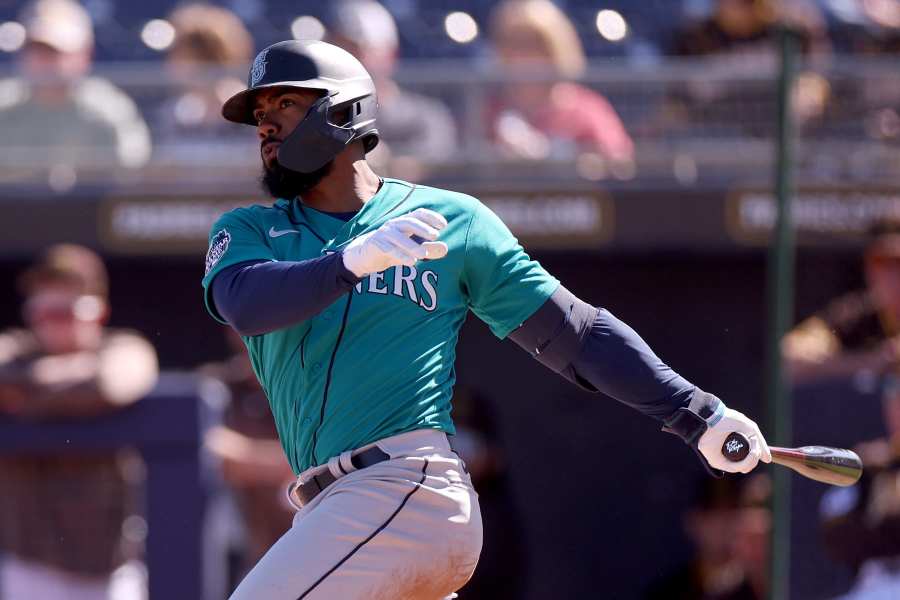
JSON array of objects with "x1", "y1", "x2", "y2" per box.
[
  {"x1": 20, "y1": 0, "x2": 94, "y2": 54},
  {"x1": 329, "y1": 0, "x2": 398, "y2": 51}
]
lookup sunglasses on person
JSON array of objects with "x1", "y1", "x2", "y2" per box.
[{"x1": 24, "y1": 294, "x2": 104, "y2": 323}]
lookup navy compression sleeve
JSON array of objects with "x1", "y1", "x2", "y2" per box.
[
  {"x1": 508, "y1": 286, "x2": 695, "y2": 420},
  {"x1": 571, "y1": 309, "x2": 695, "y2": 419},
  {"x1": 211, "y1": 254, "x2": 361, "y2": 336}
]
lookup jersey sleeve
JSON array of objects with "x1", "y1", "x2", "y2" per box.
[
  {"x1": 462, "y1": 201, "x2": 560, "y2": 339},
  {"x1": 201, "y1": 208, "x2": 276, "y2": 324}
]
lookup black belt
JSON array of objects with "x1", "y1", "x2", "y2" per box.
[{"x1": 289, "y1": 446, "x2": 390, "y2": 507}]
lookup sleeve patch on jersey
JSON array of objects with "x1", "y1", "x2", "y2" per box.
[{"x1": 205, "y1": 228, "x2": 231, "y2": 275}]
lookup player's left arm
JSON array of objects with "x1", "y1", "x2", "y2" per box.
[
  {"x1": 508, "y1": 287, "x2": 770, "y2": 475},
  {"x1": 463, "y1": 201, "x2": 770, "y2": 475}
]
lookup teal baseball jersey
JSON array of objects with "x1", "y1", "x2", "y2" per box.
[{"x1": 202, "y1": 178, "x2": 559, "y2": 473}]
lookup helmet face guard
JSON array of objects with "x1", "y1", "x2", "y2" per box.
[
  {"x1": 277, "y1": 94, "x2": 354, "y2": 173},
  {"x1": 277, "y1": 92, "x2": 378, "y2": 174}
]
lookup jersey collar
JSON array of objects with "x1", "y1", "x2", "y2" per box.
[{"x1": 280, "y1": 178, "x2": 412, "y2": 250}]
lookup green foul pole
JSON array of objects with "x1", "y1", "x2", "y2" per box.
[{"x1": 767, "y1": 27, "x2": 799, "y2": 600}]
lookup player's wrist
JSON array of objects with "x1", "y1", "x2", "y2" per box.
[
  {"x1": 340, "y1": 244, "x2": 369, "y2": 278},
  {"x1": 335, "y1": 251, "x2": 363, "y2": 285},
  {"x1": 662, "y1": 388, "x2": 723, "y2": 446},
  {"x1": 662, "y1": 388, "x2": 726, "y2": 478}
]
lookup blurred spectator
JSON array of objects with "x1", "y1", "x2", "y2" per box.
[
  {"x1": 488, "y1": 0, "x2": 634, "y2": 163},
  {"x1": 0, "y1": 244, "x2": 158, "y2": 600},
  {"x1": 820, "y1": 370, "x2": 900, "y2": 599},
  {"x1": 822, "y1": 0, "x2": 900, "y2": 54},
  {"x1": 783, "y1": 219, "x2": 900, "y2": 383},
  {"x1": 662, "y1": 0, "x2": 832, "y2": 138},
  {"x1": 673, "y1": 0, "x2": 831, "y2": 59},
  {"x1": 324, "y1": 0, "x2": 457, "y2": 178},
  {"x1": 645, "y1": 475, "x2": 771, "y2": 600},
  {"x1": 155, "y1": 3, "x2": 256, "y2": 164},
  {"x1": 0, "y1": 0, "x2": 151, "y2": 182},
  {"x1": 818, "y1": 0, "x2": 900, "y2": 148},
  {"x1": 201, "y1": 328, "x2": 294, "y2": 588},
  {"x1": 450, "y1": 386, "x2": 525, "y2": 599}
]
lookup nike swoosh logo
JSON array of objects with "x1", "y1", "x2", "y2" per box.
[{"x1": 269, "y1": 227, "x2": 301, "y2": 238}]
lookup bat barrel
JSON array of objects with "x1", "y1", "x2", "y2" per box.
[{"x1": 770, "y1": 446, "x2": 863, "y2": 487}]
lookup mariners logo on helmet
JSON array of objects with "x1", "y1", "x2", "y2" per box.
[{"x1": 250, "y1": 50, "x2": 269, "y2": 87}]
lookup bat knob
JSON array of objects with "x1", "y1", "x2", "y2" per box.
[{"x1": 722, "y1": 432, "x2": 751, "y2": 462}]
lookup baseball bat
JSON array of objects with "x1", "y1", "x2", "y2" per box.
[{"x1": 721, "y1": 432, "x2": 863, "y2": 487}]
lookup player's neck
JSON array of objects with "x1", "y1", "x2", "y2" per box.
[{"x1": 302, "y1": 156, "x2": 381, "y2": 213}]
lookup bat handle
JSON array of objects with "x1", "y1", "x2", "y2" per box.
[{"x1": 722, "y1": 431, "x2": 751, "y2": 462}]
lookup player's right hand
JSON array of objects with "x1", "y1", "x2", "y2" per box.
[{"x1": 341, "y1": 208, "x2": 449, "y2": 277}]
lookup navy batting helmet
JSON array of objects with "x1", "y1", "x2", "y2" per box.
[{"x1": 222, "y1": 39, "x2": 379, "y2": 173}]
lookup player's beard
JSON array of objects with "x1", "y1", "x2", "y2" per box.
[{"x1": 260, "y1": 158, "x2": 334, "y2": 200}]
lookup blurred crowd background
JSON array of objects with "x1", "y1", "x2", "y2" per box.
[{"x1": 0, "y1": 0, "x2": 898, "y2": 599}]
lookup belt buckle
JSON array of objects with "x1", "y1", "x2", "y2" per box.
[
  {"x1": 287, "y1": 468, "x2": 319, "y2": 510},
  {"x1": 286, "y1": 479, "x2": 304, "y2": 510}
]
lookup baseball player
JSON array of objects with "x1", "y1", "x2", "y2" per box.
[{"x1": 202, "y1": 40, "x2": 772, "y2": 599}]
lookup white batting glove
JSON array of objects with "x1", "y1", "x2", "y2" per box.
[
  {"x1": 341, "y1": 208, "x2": 449, "y2": 277},
  {"x1": 698, "y1": 406, "x2": 772, "y2": 474}
]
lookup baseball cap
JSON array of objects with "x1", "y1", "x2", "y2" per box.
[
  {"x1": 20, "y1": 0, "x2": 94, "y2": 54},
  {"x1": 18, "y1": 244, "x2": 109, "y2": 299},
  {"x1": 325, "y1": 0, "x2": 398, "y2": 51}
]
